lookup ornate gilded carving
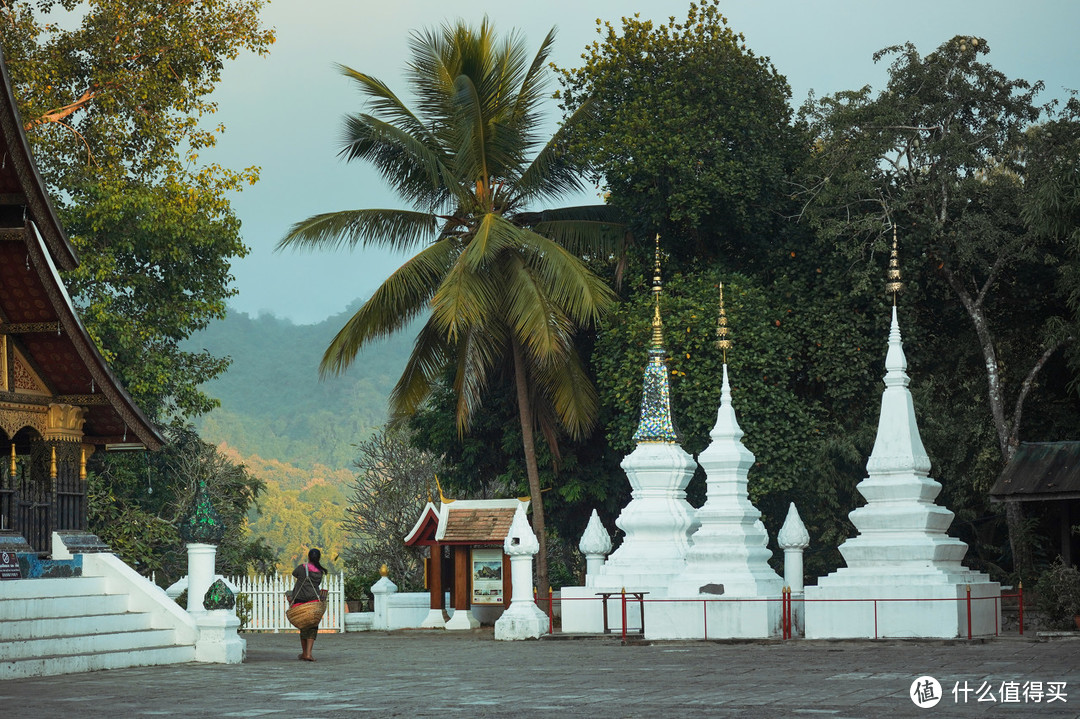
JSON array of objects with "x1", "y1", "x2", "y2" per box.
[
  {"x1": 44, "y1": 403, "x2": 86, "y2": 442},
  {"x1": 0, "y1": 403, "x2": 47, "y2": 437},
  {"x1": 0, "y1": 322, "x2": 61, "y2": 335},
  {"x1": 54, "y1": 394, "x2": 110, "y2": 406},
  {"x1": 11, "y1": 353, "x2": 47, "y2": 395}
]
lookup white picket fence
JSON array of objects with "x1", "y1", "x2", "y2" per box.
[{"x1": 227, "y1": 573, "x2": 346, "y2": 633}]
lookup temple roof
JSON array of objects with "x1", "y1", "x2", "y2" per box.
[
  {"x1": 404, "y1": 499, "x2": 530, "y2": 546},
  {"x1": 0, "y1": 47, "x2": 162, "y2": 450},
  {"x1": 990, "y1": 442, "x2": 1080, "y2": 502}
]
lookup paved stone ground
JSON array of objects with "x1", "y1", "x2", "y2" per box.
[{"x1": 1, "y1": 631, "x2": 1079, "y2": 718}]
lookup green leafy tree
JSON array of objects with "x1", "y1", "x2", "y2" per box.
[
  {"x1": 1, "y1": 0, "x2": 274, "y2": 420},
  {"x1": 556, "y1": 0, "x2": 803, "y2": 271},
  {"x1": 278, "y1": 20, "x2": 619, "y2": 598},
  {"x1": 89, "y1": 426, "x2": 274, "y2": 582},
  {"x1": 798, "y1": 36, "x2": 1080, "y2": 579},
  {"x1": 2, "y1": 1, "x2": 275, "y2": 576},
  {"x1": 343, "y1": 426, "x2": 443, "y2": 594}
]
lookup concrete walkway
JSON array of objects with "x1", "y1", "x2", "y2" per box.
[{"x1": 1, "y1": 630, "x2": 1078, "y2": 718}]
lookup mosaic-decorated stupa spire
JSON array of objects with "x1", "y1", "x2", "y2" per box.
[
  {"x1": 632, "y1": 235, "x2": 680, "y2": 444},
  {"x1": 179, "y1": 480, "x2": 226, "y2": 544}
]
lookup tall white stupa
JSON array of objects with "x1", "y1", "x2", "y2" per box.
[
  {"x1": 805, "y1": 232, "x2": 1000, "y2": 639},
  {"x1": 649, "y1": 284, "x2": 786, "y2": 639},
  {"x1": 560, "y1": 237, "x2": 698, "y2": 633}
]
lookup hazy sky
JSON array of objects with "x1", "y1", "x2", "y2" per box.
[{"x1": 205, "y1": 0, "x2": 1080, "y2": 325}]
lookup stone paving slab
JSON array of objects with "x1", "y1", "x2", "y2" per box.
[{"x1": 0, "y1": 631, "x2": 1078, "y2": 718}]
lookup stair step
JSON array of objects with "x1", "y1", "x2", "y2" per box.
[
  {"x1": 0, "y1": 611, "x2": 153, "y2": 641},
  {"x1": 0, "y1": 644, "x2": 196, "y2": 680},
  {"x1": 0, "y1": 576, "x2": 108, "y2": 600},
  {"x1": 0, "y1": 593, "x2": 130, "y2": 621},
  {"x1": 0, "y1": 627, "x2": 177, "y2": 661}
]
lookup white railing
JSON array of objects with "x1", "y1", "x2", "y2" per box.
[{"x1": 227, "y1": 573, "x2": 346, "y2": 633}]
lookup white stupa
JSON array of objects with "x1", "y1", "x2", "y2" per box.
[
  {"x1": 649, "y1": 284, "x2": 786, "y2": 639},
  {"x1": 805, "y1": 236, "x2": 1000, "y2": 638},
  {"x1": 560, "y1": 238, "x2": 698, "y2": 633},
  {"x1": 588, "y1": 238, "x2": 698, "y2": 587}
]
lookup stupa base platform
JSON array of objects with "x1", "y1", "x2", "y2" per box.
[
  {"x1": 644, "y1": 592, "x2": 786, "y2": 639},
  {"x1": 805, "y1": 579, "x2": 1001, "y2": 639},
  {"x1": 560, "y1": 584, "x2": 667, "y2": 634}
]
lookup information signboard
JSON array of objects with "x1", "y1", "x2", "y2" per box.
[
  {"x1": 0, "y1": 551, "x2": 21, "y2": 580},
  {"x1": 471, "y1": 548, "x2": 503, "y2": 605}
]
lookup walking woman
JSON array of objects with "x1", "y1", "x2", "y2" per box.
[{"x1": 289, "y1": 548, "x2": 327, "y2": 661}]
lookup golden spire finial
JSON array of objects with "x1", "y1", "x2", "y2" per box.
[
  {"x1": 651, "y1": 234, "x2": 664, "y2": 348},
  {"x1": 716, "y1": 282, "x2": 732, "y2": 363},
  {"x1": 885, "y1": 225, "x2": 903, "y2": 304},
  {"x1": 9, "y1": 444, "x2": 15, "y2": 478},
  {"x1": 434, "y1": 474, "x2": 454, "y2": 504},
  {"x1": 79, "y1": 446, "x2": 87, "y2": 481},
  {"x1": 380, "y1": 563, "x2": 389, "y2": 577},
  {"x1": 49, "y1": 446, "x2": 57, "y2": 480}
]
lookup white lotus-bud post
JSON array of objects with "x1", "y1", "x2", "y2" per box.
[
  {"x1": 494, "y1": 505, "x2": 549, "y2": 640},
  {"x1": 578, "y1": 510, "x2": 613, "y2": 581},
  {"x1": 778, "y1": 503, "x2": 810, "y2": 594}
]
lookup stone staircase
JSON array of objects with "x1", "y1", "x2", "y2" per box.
[{"x1": 0, "y1": 574, "x2": 197, "y2": 680}]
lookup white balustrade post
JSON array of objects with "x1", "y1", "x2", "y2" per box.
[
  {"x1": 371, "y1": 566, "x2": 398, "y2": 630},
  {"x1": 186, "y1": 542, "x2": 217, "y2": 614}
]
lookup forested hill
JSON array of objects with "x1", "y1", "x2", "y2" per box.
[{"x1": 185, "y1": 301, "x2": 417, "y2": 470}]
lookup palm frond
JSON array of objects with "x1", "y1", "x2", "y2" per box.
[
  {"x1": 451, "y1": 322, "x2": 506, "y2": 434},
  {"x1": 517, "y1": 204, "x2": 626, "y2": 258},
  {"x1": 451, "y1": 74, "x2": 491, "y2": 189},
  {"x1": 337, "y1": 64, "x2": 434, "y2": 147},
  {"x1": 319, "y1": 239, "x2": 458, "y2": 376},
  {"x1": 429, "y1": 246, "x2": 502, "y2": 342},
  {"x1": 458, "y1": 213, "x2": 520, "y2": 270},
  {"x1": 340, "y1": 114, "x2": 468, "y2": 210},
  {"x1": 512, "y1": 27, "x2": 556, "y2": 128},
  {"x1": 513, "y1": 98, "x2": 599, "y2": 205},
  {"x1": 533, "y1": 347, "x2": 599, "y2": 440},
  {"x1": 516, "y1": 228, "x2": 617, "y2": 325},
  {"x1": 277, "y1": 208, "x2": 438, "y2": 253},
  {"x1": 502, "y1": 253, "x2": 574, "y2": 364},
  {"x1": 388, "y1": 318, "x2": 454, "y2": 421}
]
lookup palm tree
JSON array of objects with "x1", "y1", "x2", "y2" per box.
[{"x1": 278, "y1": 20, "x2": 621, "y2": 597}]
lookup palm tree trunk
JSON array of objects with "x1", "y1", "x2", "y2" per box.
[{"x1": 510, "y1": 337, "x2": 549, "y2": 608}]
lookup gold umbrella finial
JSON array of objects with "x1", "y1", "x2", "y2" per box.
[
  {"x1": 885, "y1": 225, "x2": 903, "y2": 304},
  {"x1": 651, "y1": 234, "x2": 664, "y2": 348},
  {"x1": 716, "y1": 282, "x2": 732, "y2": 363}
]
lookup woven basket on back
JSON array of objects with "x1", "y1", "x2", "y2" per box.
[{"x1": 286, "y1": 599, "x2": 326, "y2": 630}]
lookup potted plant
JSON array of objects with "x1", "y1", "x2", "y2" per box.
[{"x1": 1033, "y1": 557, "x2": 1080, "y2": 631}]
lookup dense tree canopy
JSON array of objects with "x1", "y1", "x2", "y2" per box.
[
  {"x1": 1, "y1": 0, "x2": 277, "y2": 577},
  {"x1": 798, "y1": 36, "x2": 1080, "y2": 579},
  {"x1": 556, "y1": 0, "x2": 803, "y2": 270},
  {"x1": 1, "y1": 0, "x2": 273, "y2": 420}
]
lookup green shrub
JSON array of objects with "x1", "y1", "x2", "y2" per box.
[{"x1": 1034, "y1": 557, "x2": 1080, "y2": 630}]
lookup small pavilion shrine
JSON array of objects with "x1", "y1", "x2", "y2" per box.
[
  {"x1": 404, "y1": 491, "x2": 528, "y2": 629},
  {"x1": 0, "y1": 48, "x2": 163, "y2": 556}
]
